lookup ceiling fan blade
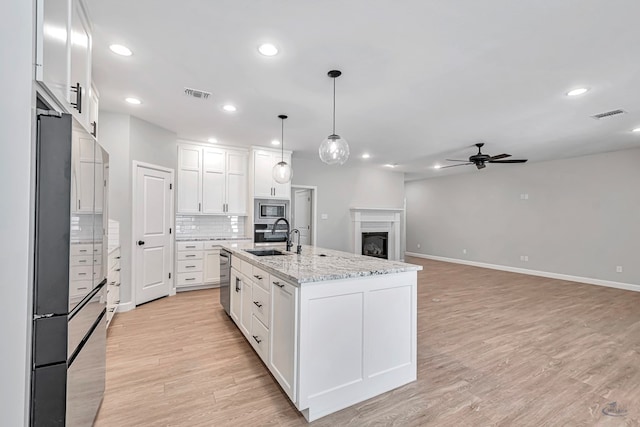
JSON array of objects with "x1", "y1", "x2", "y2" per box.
[
  {"x1": 488, "y1": 153, "x2": 511, "y2": 161},
  {"x1": 488, "y1": 159, "x2": 528, "y2": 164},
  {"x1": 445, "y1": 159, "x2": 470, "y2": 162},
  {"x1": 440, "y1": 163, "x2": 472, "y2": 169}
]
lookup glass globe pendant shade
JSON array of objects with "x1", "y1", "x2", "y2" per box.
[
  {"x1": 273, "y1": 161, "x2": 292, "y2": 184},
  {"x1": 319, "y1": 134, "x2": 350, "y2": 165}
]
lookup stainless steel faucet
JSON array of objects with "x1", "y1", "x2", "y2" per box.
[
  {"x1": 291, "y1": 229, "x2": 302, "y2": 254},
  {"x1": 271, "y1": 217, "x2": 292, "y2": 252}
]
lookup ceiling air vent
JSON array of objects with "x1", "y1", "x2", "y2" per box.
[
  {"x1": 184, "y1": 87, "x2": 211, "y2": 100},
  {"x1": 591, "y1": 109, "x2": 626, "y2": 120}
]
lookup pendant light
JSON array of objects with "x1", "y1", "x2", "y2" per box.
[
  {"x1": 273, "y1": 114, "x2": 292, "y2": 184},
  {"x1": 319, "y1": 70, "x2": 350, "y2": 165}
]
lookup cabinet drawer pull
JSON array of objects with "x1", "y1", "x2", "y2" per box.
[
  {"x1": 252, "y1": 335, "x2": 262, "y2": 344},
  {"x1": 185, "y1": 278, "x2": 195, "y2": 281},
  {"x1": 116, "y1": 268, "x2": 121, "y2": 272},
  {"x1": 254, "y1": 275, "x2": 262, "y2": 280},
  {"x1": 78, "y1": 286, "x2": 88, "y2": 290},
  {"x1": 78, "y1": 272, "x2": 87, "y2": 276},
  {"x1": 186, "y1": 265, "x2": 196, "y2": 268},
  {"x1": 79, "y1": 249, "x2": 88, "y2": 253},
  {"x1": 115, "y1": 256, "x2": 121, "y2": 260},
  {"x1": 186, "y1": 245, "x2": 196, "y2": 249},
  {"x1": 78, "y1": 259, "x2": 87, "y2": 263},
  {"x1": 109, "y1": 308, "x2": 115, "y2": 312},
  {"x1": 253, "y1": 301, "x2": 263, "y2": 308},
  {"x1": 235, "y1": 277, "x2": 241, "y2": 292},
  {"x1": 273, "y1": 281, "x2": 284, "y2": 288},
  {"x1": 185, "y1": 255, "x2": 196, "y2": 258},
  {"x1": 70, "y1": 82, "x2": 82, "y2": 113},
  {"x1": 115, "y1": 300, "x2": 120, "y2": 304}
]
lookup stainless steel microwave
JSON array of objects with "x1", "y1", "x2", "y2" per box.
[{"x1": 254, "y1": 199, "x2": 289, "y2": 223}]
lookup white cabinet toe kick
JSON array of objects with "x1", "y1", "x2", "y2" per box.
[{"x1": 229, "y1": 254, "x2": 418, "y2": 422}]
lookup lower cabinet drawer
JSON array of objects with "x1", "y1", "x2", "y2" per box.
[
  {"x1": 177, "y1": 272, "x2": 203, "y2": 286},
  {"x1": 70, "y1": 280, "x2": 92, "y2": 297},
  {"x1": 251, "y1": 315, "x2": 270, "y2": 363},
  {"x1": 177, "y1": 259, "x2": 203, "y2": 273},
  {"x1": 251, "y1": 284, "x2": 270, "y2": 328},
  {"x1": 70, "y1": 266, "x2": 93, "y2": 281}
]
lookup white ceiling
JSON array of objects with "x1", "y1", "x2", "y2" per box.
[{"x1": 85, "y1": 0, "x2": 640, "y2": 180}]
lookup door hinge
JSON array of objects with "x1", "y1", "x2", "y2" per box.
[
  {"x1": 169, "y1": 227, "x2": 172, "y2": 234},
  {"x1": 169, "y1": 272, "x2": 172, "y2": 279},
  {"x1": 169, "y1": 183, "x2": 173, "y2": 190}
]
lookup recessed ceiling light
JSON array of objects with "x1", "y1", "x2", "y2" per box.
[
  {"x1": 258, "y1": 43, "x2": 279, "y2": 56},
  {"x1": 434, "y1": 164, "x2": 442, "y2": 169},
  {"x1": 109, "y1": 44, "x2": 132, "y2": 56},
  {"x1": 222, "y1": 104, "x2": 237, "y2": 112},
  {"x1": 566, "y1": 87, "x2": 589, "y2": 97},
  {"x1": 632, "y1": 127, "x2": 640, "y2": 133},
  {"x1": 383, "y1": 164, "x2": 396, "y2": 168},
  {"x1": 361, "y1": 153, "x2": 371, "y2": 159},
  {"x1": 271, "y1": 140, "x2": 280, "y2": 145},
  {"x1": 208, "y1": 138, "x2": 218, "y2": 143},
  {"x1": 125, "y1": 97, "x2": 141, "y2": 105}
]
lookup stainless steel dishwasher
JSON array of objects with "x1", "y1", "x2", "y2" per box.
[{"x1": 219, "y1": 249, "x2": 231, "y2": 315}]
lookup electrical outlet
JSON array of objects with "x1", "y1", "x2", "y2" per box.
[
  {"x1": 520, "y1": 193, "x2": 529, "y2": 200},
  {"x1": 616, "y1": 266, "x2": 623, "y2": 273},
  {"x1": 321, "y1": 213, "x2": 328, "y2": 220},
  {"x1": 417, "y1": 243, "x2": 421, "y2": 249},
  {"x1": 520, "y1": 255, "x2": 529, "y2": 262},
  {"x1": 462, "y1": 249, "x2": 467, "y2": 254}
]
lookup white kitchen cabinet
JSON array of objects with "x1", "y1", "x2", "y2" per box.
[
  {"x1": 230, "y1": 269, "x2": 242, "y2": 324},
  {"x1": 177, "y1": 145, "x2": 202, "y2": 213},
  {"x1": 240, "y1": 276, "x2": 253, "y2": 338},
  {"x1": 270, "y1": 276, "x2": 298, "y2": 401},
  {"x1": 71, "y1": 129, "x2": 97, "y2": 213},
  {"x1": 106, "y1": 247, "x2": 121, "y2": 327},
  {"x1": 203, "y1": 248, "x2": 221, "y2": 284},
  {"x1": 88, "y1": 83, "x2": 99, "y2": 138},
  {"x1": 177, "y1": 143, "x2": 247, "y2": 215},
  {"x1": 36, "y1": 0, "x2": 94, "y2": 131},
  {"x1": 253, "y1": 149, "x2": 292, "y2": 199}
]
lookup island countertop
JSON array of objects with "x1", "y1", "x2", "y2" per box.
[{"x1": 221, "y1": 242, "x2": 422, "y2": 285}]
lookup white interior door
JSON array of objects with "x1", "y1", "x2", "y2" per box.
[
  {"x1": 293, "y1": 189, "x2": 312, "y2": 245},
  {"x1": 134, "y1": 164, "x2": 173, "y2": 305}
]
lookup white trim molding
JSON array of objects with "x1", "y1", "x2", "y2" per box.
[{"x1": 405, "y1": 252, "x2": 640, "y2": 293}]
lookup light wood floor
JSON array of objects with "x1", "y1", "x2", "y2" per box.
[{"x1": 95, "y1": 258, "x2": 640, "y2": 426}]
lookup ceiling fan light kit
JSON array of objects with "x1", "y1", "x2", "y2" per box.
[
  {"x1": 319, "y1": 70, "x2": 350, "y2": 165},
  {"x1": 442, "y1": 143, "x2": 528, "y2": 170},
  {"x1": 273, "y1": 114, "x2": 293, "y2": 183}
]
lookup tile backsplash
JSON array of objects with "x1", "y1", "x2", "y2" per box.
[{"x1": 176, "y1": 215, "x2": 247, "y2": 238}]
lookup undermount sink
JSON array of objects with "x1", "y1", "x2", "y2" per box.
[{"x1": 245, "y1": 249, "x2": 289, "y2": 257}]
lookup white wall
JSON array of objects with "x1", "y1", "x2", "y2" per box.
[
  {"x1": 406, "y1": 148, "x2": 640, "y2": 285},
  {"x1": 0, "y1": 0, "x2": 34, "y2": 424},
  {"x1": 99, "y1": 113, "x2": 176, "y2": 305},
  {"x1": 291, "y1": 157, "x2": 405, "y2": 253}
]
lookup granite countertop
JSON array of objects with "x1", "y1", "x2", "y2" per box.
[
  {"x1": 175, "y1": 236, "x2": 252, "y2": 242},
  {"x1": 221, "y1": 242, "x2": 422, "y2": 285}
]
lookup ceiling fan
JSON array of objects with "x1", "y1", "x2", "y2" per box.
[{"x1": 442, "y1": 143, "x2": 528, "y2": 170}]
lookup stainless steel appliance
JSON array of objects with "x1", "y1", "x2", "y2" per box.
[
  {"x1": 254, "y1": 199, "x2": 289, "y2": 224},
  {"x1": 219, "y1": 249, "x2": 231, "y2": 315},
  {"x1": 254, "y1": 223, "x2": 289, "y2": 244},
  {"x1": 31, "y1": 101, "x2": 108, "y2": 426}
]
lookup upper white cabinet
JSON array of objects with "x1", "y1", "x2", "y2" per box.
[
  {"x1": 253, "y1": 149, "x2": 292, "y2": 199},
  {"x1": 177, "y1": 143, "x2": 248, "y2": 215},
  {"x1": 36, "y1": 0, "x2": 97, "y2": 133}
]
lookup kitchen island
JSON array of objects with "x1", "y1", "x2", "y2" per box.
[{"x1": 222, "y1": 243, "x2": 422, "y2": 422}]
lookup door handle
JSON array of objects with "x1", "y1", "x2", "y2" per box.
[{"x1": 137, "y1": 240, "x2": 145, "y2": 246}]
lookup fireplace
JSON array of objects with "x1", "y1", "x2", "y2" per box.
[{"x1": 362, "y1": 232, "x2": 388, "y2": 259}]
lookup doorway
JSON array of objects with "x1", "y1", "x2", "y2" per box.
[
  {"x1": 291, "y1": 186, "x2": 317, "y2": 246},
  {"x1": 132, "y1": 162, "x2": 174, "y2": 305}
]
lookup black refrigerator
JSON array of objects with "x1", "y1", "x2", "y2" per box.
[{"x1": 31, "y1": 106, "x2": 108, "y2": 426}]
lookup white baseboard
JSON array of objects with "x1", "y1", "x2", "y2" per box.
[
  {"x1": 404, "y1": 252, "x2": 640, "y2": 293},
  {"x1": 116, "y1": 301, "x2": 135, "y2": 312}
]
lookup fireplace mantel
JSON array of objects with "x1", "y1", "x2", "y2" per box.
[{"x1": 351, "y1": 207, "x2": 402, "y2": 260}]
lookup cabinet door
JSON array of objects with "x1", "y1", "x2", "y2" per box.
[
  {"x1": 203, "y1": 250, "x2": 220, "y2": 284},
  {"x1": 69, "y1": 1, "x2": 91, "y2": 128},
  {"x1": 36, "y1": 0, "x2": 71, "y2": 105},
  {"x1": 226, "y1": 151, "x2": 247, "y2": 215},
  {"x1": 76, "y1": 160, "x2": 94, "y2": 212},
  {"x1": 273, "y1": 152, "x2": 292, "y2": 199},
  {"x1": 177, "y1": 146, "x2": 202, "y2": 213},
  {"x1": 270, "y1": 278, "x2": 298, "y2": 401},
  {"x1": 202, "y1": 148, "x2": 225, "y2": 214},
  {"x1": 240, "y1": 277, "x2": 253, "y2": 339},
  {"x1": 230, "y1": 269, "x2": 242, "y2": 324},
  {"x1": 254, "y1": 151, "x2": 275, "y2": 198},
  {"x1": 88, "y1": 84, "x2": 99, "y2": 137}
]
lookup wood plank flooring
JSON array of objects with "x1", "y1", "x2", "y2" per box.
[{"x1": 95, "y1": 258, "x2": 640, "y2": 426}]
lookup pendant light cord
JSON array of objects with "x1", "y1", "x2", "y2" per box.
[
  {"x1": 281, "y1": 117, "x2": 285, "y2": 162},
  {"x1": 332, "y1": 77, "x2": 336, "y2": 135}
]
